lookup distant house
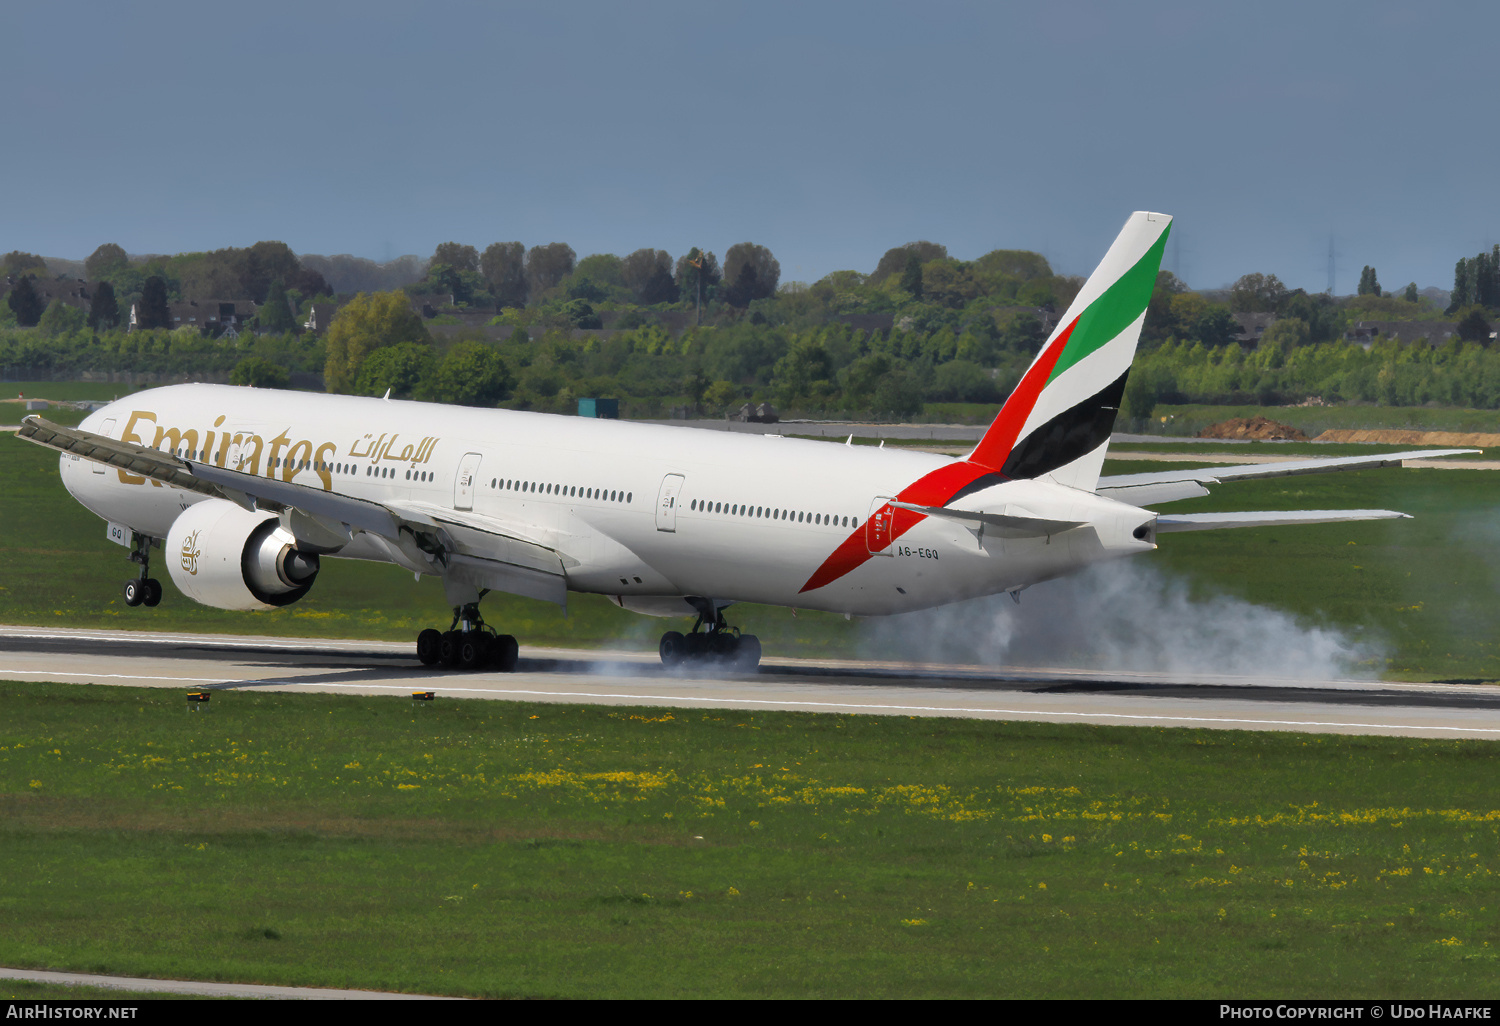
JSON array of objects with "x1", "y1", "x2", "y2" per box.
[
  {"x1": 1232, "y1": 312, "x2": 1277, "y2": 347},
  {"x1": 1344, "y1": 320, "x2": 1459, "y2": 349},
  {"x1": 833, "y1": 313, "x2": 896, "y2": 333},
  {"x1": 1, "y1": 277, "x2": 92, "y2": 314},
  {"x1": 130, "y1": 298, "x2": 256, "y2": 336}
]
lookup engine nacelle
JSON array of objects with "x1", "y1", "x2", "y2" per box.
[{"x1": 166, "y1": 499, "x2": 320, "y2": 611}]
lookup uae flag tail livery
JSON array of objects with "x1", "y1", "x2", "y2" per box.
[
  {"x1": 969, "y1": 210, "x2": 1171, "y2": 491},
  {"x1": 797, "y1": 211, "x2": 1173, "y2": 596}
]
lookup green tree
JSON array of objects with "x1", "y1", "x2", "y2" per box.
[
  {"x1": 1358, "y1": 265, "x2": 1381, "y2": 297},
  {"x1": 138, "y1": 276, "x2": 171, "y2": 329},
  {"x1": 259, "y1": 280, "x2": 297, "y2": 333},
  {"x1": 244, "y1": 242, "x2": 302, "y2": 303},
  {"x1": 6, "y1": 275, "x2": 43, "y2": 327},
  {"x1": 432, "y1": 242, "x2": 479, "y2": 275},
  {"x1": 1143, "y1": 270, "x2": 1189, "y2": 342},
  {"x1": 1229, "y1": 272, "x2": 1287, "y2": 312},
  {"x1": 36, "y1": 300, "x2": 86, "y2": 338},
  {"x1": 1259, "y1": 316, "x2": 1310, "y2": 361},
  {"x1": 871, "y1": 242, "x2": 947, "y2": 284},
  {"x1": 323, "y1": 291, "x2": 431, "y2": 393},
  {"x1": 1194, "y1": 306, "x2": 1239, "y2": 346},
  {"x1": 1404, "y1": 282, "x2": 1419, "y2": 303},
  {"x1": 899, "y1": 251, "x2": 924, "y2": 300},
  {"x1": 702, "y1": 379, "x2": 740, "y2": 412},
  {"x1": 481, "y1": 242, "x2": 527, "y2": 307},
  {"x1": 1455, "y1": 306, "x2": 1493, "y2": 344},
  {"x1": 524, "y1": 243, "x2": 576, "y2": 300},
  {"x1": 1, "y1": 252, "x2": 48, "y2": 280},
  {"x1": 89, "y1": 281, "x2": 119, "y2": 331},
  {"x1": 675, "y1": 248, "x2": 720, "y2": 314},
  {"x1": 85, "y1": 243, "x2": 129, "y2": 281},
  {"x1": 722, "y1": 243, "x2": 780, "y2": 307},
  {"x1": 230, "y1": 356, "x2": 291, "y2": 389},
  {"x1": 418, "y1": 341, "x2": 513, "y2": 406},
  {"x1": 351, "y1": 341, "x2": 435, "y2": 398},
  {"x1": 621, "y1": 249, "x2": 678, "y2": 305}
]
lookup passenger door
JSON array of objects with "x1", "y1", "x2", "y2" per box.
[
  {"x1": 454, "y1": 452, "x2": 483, "y2": 511},
  {"x1": 656, "y1": 473, "x2": 685, "y2": 532}
]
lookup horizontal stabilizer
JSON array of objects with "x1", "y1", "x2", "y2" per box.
[
  {"x1": 889, "y1": 500, "x2": 1084, "y2": 538},
  {"x1": 1095, "y1": 480, "x2": 1210, "y2": 506},
  {"x1": 1155, "y1": 509, "x2": 1411, "y2": 533}
]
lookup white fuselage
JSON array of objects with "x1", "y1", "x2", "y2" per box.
[{"x1": 61, "y1": 384, "x2": 1157, "y2": 618}]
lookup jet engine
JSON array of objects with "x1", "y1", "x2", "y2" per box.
[{"x1": 165, "y1": 499, "x2": 320, "y2": 611}]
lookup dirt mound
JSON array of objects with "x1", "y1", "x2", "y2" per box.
[
  {"x1": 1198, "y1": 417, "x2": 1309, "y2": 441},
  {"x1": 1314, "y1": 429, "x2": 1500, "y2": 447}
]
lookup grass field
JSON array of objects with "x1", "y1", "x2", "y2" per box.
[
  {"x1": 6, "y1": 395, "x2": 1500, "y2": 997},
  {"x1": 3, "y1": 683, "x2": 1500, "y2": 998}
]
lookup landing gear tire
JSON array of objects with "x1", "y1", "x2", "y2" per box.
[
  {"x1": 660, "y1": 631, "x2": 686, "y2": 667},
  {"x1": 416, "y1": 628, "x2": 442, "y2": 666},
  {"x1": 123, "y1": 579, "x2": 144, "y2": 607},
  {"x1": 419, "y1": 595, "x2": 520, "y2": 672},
  {"x1": 439, "y1": 630, "x2": 461, "y2": 668},
  {"x1": 142, "y1": 578, "x2": 162, "y2": 607},
  {"x1": 491, "y1": 634, "x2": 519, "y2": 673},
  {"x1": 735, "y1": 634, "x2": 761, "y2": 671},
  {"x1": 659, "y1": 606, "x2": 761, "y2": 671},
  {"x1": 459, "y1": 633, "x2": 486, "y2": 669}
]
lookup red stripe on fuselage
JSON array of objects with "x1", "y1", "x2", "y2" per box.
[{"x1": 798, "y1": 458, "x2": 999, "y2": 594}]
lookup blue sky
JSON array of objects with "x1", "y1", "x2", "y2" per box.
[{"x1": 3, "y1": 1, "x2": 1496, "y2": 294}]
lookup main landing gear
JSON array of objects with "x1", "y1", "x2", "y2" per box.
[
  {"x1": 415, "y1": 600, "x2": 519, "y2": 672},
  {"x1": 659, "y1": 604, "x2": 760, "y2": 671},
  {"x1": 122, "y1": 534, "x2": 162, "y2": 608}
]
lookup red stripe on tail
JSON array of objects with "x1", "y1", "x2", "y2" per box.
[{"x1": 966, "y1": 315, "x2": 1077, "y2": 472}]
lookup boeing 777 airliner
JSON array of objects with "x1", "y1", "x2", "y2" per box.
[{"x1": 18, "y1": 212, "x2": 1468, "y2": 671}]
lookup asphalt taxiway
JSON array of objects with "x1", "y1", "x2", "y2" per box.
[{"x1": 4, "y1": 625, "x2": 1500, "y2": 739}]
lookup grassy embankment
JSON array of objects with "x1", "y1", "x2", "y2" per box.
[
  {"x1": 1148, "y1": 404, "x2": 1500, "y2": 439},
  {"x1": 3, "y1": 682, "x2": 1499, "y2": 998}
]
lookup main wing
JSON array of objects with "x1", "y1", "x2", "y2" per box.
[
  {"x1": 18, "y1": 415, "x2": 570, "y2": 606},
  {"x1": 1096, "y1": 447, "x2": 1479, "y2": 531}
]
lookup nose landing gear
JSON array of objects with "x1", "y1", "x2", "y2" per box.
[{"x1": 121, "y1": 534, "x2": 162, "y2": 608}]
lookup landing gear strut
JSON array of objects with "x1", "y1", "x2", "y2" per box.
[
  {"x1": 416, "y1": 599, "x2": 519, "y2": 672},
  {"x1": 659, "y1": 603, "x2": 760, "y2": 671},
  {"x1": 122, "y1": 534, "x2": 162, "y2": 608}
]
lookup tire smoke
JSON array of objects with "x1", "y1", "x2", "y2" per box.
[{"x1": 861, "y1": 559, "x2": 1385, "y2": 680}]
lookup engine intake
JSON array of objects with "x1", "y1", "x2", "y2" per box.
[{"x1": 166, "y1": 499, "x2": 320, "y2": 611}]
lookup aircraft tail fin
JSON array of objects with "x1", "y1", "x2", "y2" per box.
[{"x1": 967, "y1": 210, "x2": 1171, "y2": 491}]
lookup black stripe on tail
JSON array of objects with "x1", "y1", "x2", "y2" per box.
[{"x1": 998, "y1": 370, "x2": 1129, "y2": 481}]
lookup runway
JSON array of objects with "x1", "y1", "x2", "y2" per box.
[{"x1": 4, "y1": 626, "x2": 1500, "y2": 739}]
